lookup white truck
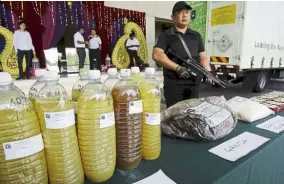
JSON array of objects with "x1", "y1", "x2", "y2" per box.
[{"x1": 205, "y1": 1, "x2": 284, "y2": 92}]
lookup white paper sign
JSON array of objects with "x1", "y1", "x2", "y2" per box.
[
  {"x1": 186, "y1": 102, "x2": 231, "y2": 128},
  {"x1": 99, "y1": 112, "x2": 115, "y2": 128},
  {"x1": 133, "y1": 170, "x2": 176, "y2": 184},
  {"x1": 209, "y1": 132, "x2": 269, "y2": 161},
  {"x1": 44, "y1": 109, "x2": 75, "y2": 129},
  {"x1": 3, "y1": 134, "x2": 44, "y2": 160},
  {"x1": 145, "y1": 112, "x2": 161, "y2": 125},
  {"x1": 129, "y1": 100, "x2": 143, "y2": 114},
  {"x1": 256, "y1": 116, "x2": 284, "y2": 133}
]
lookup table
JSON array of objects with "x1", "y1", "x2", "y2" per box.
[{"x1": 85, "y1": 111, "x2": 284, "y2": 184}]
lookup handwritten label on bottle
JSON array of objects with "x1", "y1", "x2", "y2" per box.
[
  {"x1": 3, "y1": 134, "x2": 44, "y2": 160},
  {"x1": 209, "y1": 132, "x2": 269, "y2": 161},
  {"x1": 129, "y1": 100, "x2": 143, "y2": 114},
  {"x1": 256, "y1": 115, "x2": 284, "y2": 133},
  {"x1": 145, "y1": 112, "x2": 161, "y2": 125},
  {"x1": 99, "y1": 112, "x2": 115, "y2": 128},
  {"x1": 44, "y1": 109, "x2": 75, "y2": 129}
]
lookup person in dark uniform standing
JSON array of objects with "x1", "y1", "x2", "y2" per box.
[
  {"x1": 88, "y1": 29, "x2": 102, "y2": 70},
  {"x1": 153, "y1": 1, "x2": 212, "y2": 108},
  {"x1": 126, "y1": 32, "x2": 141, "y2": 68}
]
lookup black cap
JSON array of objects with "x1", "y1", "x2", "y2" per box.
[{"x1": 172, "y1": 1, "x2": 192, "y2": 15}]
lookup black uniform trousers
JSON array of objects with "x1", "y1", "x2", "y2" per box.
[
  {"x1": 89, "y1": 48, "x2": 101, "y2": 70},
  {"x1": 76, "y1": 48, "x2": 86, "y2": 69},
  {"x1": 164, "y1": 84, "x2": 200, "y2": 108},
  {"x1": 127, "y1": 49, "x2": 141, "y2": 68},
  {"x1": 17, "y1": 49, "x2": 32, "y2": 78}
]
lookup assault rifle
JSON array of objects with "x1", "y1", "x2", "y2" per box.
[{"x1": 167, "y1": 49, "x2": 226, "y2": 88}]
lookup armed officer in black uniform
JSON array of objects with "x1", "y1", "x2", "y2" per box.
[{"x1": 153, "y1": 1, "x2": 212, "y2": 108}]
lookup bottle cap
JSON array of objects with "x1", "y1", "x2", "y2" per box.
[
  {"x1": 131, "y1": 67, "x2": 140, "y2": 74},
  {"x1": 108, "y1": 68, "x2": 117, "y2": 76},
  {"x1": 0, "y1": 72, "x2": 13, "y2": 85},
  {"x1": 89, "y1": 70, "x2": 101, "y2": 79},
  {"x1": 120, "y1": 69, "x2": 131, "y2": 77},
  {"x1": 43, "y1": 71, "x2": 59, "y2": 80},
  {"x1": 35, "y1": 69, "x2": 46, "y2": 78},
  {"x1": 79, "y1": 69, "x2": 89, "y2": 77},
  {"x1": 145, "y1": 67, "x2": 155, "y2": 75}
]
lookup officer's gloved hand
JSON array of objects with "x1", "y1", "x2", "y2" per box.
[{"x1": 176, "y1": 65, "x2": 191, "y2": 79}]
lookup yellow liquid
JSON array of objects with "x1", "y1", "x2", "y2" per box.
[
  {"x1": 35, "y1": 97, "x2": 84, "y2": 184},
  {"x1": 131, "y1": 74, "x2": 144, "y2": 86},
  {"x1": 139, "y1": 83, "x2": 161, "y2": 160},
  {"x1": 78, "y1": 94, "x2": 116, "y2": 182},
  {"x1": 0, "y1": 99, "x2": 48, "y2": 184}
]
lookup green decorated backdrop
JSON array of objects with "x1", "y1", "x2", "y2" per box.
[{"x1": 187, "y1": 1, "x2": 207, "y2": 44}]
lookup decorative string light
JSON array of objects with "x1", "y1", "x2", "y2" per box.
[
  {"x1": 64, "y1": 2, "x2": 68, "y2": 26},
  {"x1": 117, "y1": 8, "x2": 120, "y2": 34},
  {"x1": 39, "y1": 2, "x2": 42, "y2": 25},
  {"x1": 75, "y1": 2, "x2": 79, "y2": 27},
  {"x1": 98, "y1": 2, "x2": 102, "y2": 29},
  {"x1": 109, "y1": 8, "x2": 113, "y2": 47},
  {"x1": 32, "y1": 2, "x2": 40, "y2": 16},
  {"x1": 69, "y1": 2, "x2": 74, "y2": 25},
  {"x1": 106, "y1": 7, "x2": 109, "y2": 46},
  {"x1": 21, "y1": 1, "x2": 24, "y2": 19},
  {"x1": 32, "y1": 2, "x2": 43, "y2": 25},
  {"x1": 58, "y1": 2, "x2": 63, "y2": 25},
  {"x1": 91, "y1": 2, "x2": 94, "y2": 20},
  {"x1": 86, "y1": 2, "x2": 90, "y2": 27},
  {"x1": 51, "y1": 2, "x2": 55, "y2": 25},
  {"x1": 2, "y1": 4, "x2": 8, "y2": 28},
  {"x1": 10, "y1": 1, "x2": 15, "y2": 29},
  {"x1": 80, "y1": 1, "x2": 84, "y2": 26}
]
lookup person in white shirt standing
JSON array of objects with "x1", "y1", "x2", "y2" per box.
[
  {"x1": 13, "y1": 21, "x2": 36, "y2": 80},
  {"x1": 126, "y1": 32, "x2": 141, "y2": 68},
  {"x1": 74, "y1": 27, "x2": 89, "y2": 69},
  {"x1": 88, "y1": 29, "x2": 102, "y2": 70}
]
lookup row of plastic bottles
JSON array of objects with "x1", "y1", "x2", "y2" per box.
[{"x1": 0, "y1": 67, "x2": 161, "y2": 184}]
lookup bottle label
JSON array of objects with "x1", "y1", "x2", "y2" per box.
[
  {"x1": 145, "y1": 112, "x2": 161, "y2": 125},
  {"x1": 99, "y1": 112, "x2": 115, "y2": 128},
  {"x1": 44, "y1": 109, "x2": 75, "y2": 129},
  {"x1": 129, "y1": 100, "x2": 143, "y2": 114},
  {"x1": 3, "y1": 134, "x2": 44, "y2": 160}
]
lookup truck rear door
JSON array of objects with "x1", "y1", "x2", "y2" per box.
[{"x1": 206, "y1": 1, "x2": 245, "y2": 67}]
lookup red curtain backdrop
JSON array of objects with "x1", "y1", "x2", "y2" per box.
[{"x1": 0, "y1": 1, "x2": 146, "y2": 67}]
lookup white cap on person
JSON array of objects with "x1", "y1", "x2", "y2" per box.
[{"x1": 0, "y1": 72, "x2": 13, "y2": 85}]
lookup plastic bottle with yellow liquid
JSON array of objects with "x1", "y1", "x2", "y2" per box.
[
  {"x1": 0, "y1": 72, "x2": 48, "y2": 184},
  {"x1": 131, "y1": 67, "x2": 144, "y2": 86},
  {"x1": 139, "y1": 67, "x2": 161, "y2": 160},
  {"x1": 112, "y1": 69, "x2": 143, "y2": 169},
  {"x1": 72, "y1": 69, "x2": 89, "y2": 115},
  {"x1": 104, "y1": 68, "x2": 120, "y2": 92},
  {"x1": 35, "y1": 71, "x2": 84, "y2": 184},
  {"x1": 28, "y1": 69, "x2": 46, "y2": 105},
  {"x1": 77, "y1": 70, "x2": 116, "y2": 182}
]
